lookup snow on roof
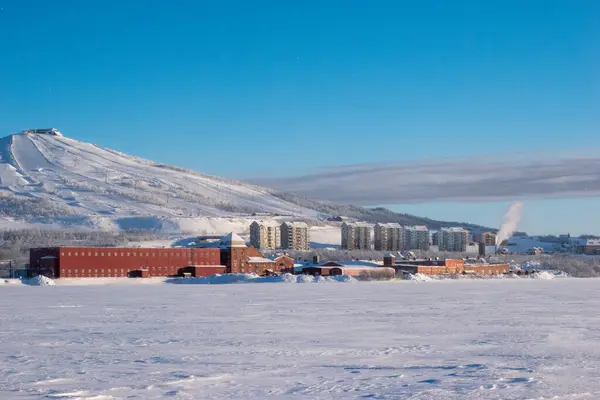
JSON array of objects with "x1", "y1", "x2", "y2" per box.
[
  {"x1": 282, "y1": 221, "x2": 308, "y2": 228},
  {"x1": 440, "y1": 227, "x2": 468, "y2": 232},
  {"x1": 585, "y1": 239, "x2": 600, "y2": 246},
  {"x1": 376, "y1": 222, "x2": 403, "y2": 228},
  {"x1": 40, "y1": 256, "x2": 57, "y2": 259},
  {"x1": 220, "y1": 232, "x2": 246, "y2": 247},
  {"x1": 248, "y1": 256, "x2": 274, "y2": 263},
  {"x1": 322, "y1": 260, "x2": 381, "y2": 268},
  {"x1": 251, "y1": 220, "x2": 279, "y2": 227},
  {"x1": 405, "y1": 225, "x2": 429, "y2": 231},
  {"x1": 344, "y1": 221, "x2": 375, "y2": 228}
]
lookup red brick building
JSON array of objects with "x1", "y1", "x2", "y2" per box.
[
  {"x1": 29, "y1": 232, "x2": 289, "y2": 279},
  {"x1": 29, "y1": 246, "x2": 221, "y2": 278},
  {"x1": 383, "y1": 253, "x2": 508, "y2": 276}
]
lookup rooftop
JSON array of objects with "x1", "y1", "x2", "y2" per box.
[
  {"x1": 405, "y1": 225, "x2": 428, "y2": 231},
  {"x1": 282, "y1": 221, "x2": 308, "y2": 228},
  {"x1": 220, "y1": 232, "x2": 247, "y2": 248},
  {"x1": 440, "y1": 227, "x2": 468, "y2": 233},
  {"x1": 344, "y1": 221, "x2": 375, "y2": 228},
  {"x1": 376, "y1": 222, "x2": 403, "y2": 228},
  {"x1": 248, "y1": 256, "x2": 274, "y2": 263},
  {"x1": 251, "y1": 220, "x2": 279, "y2": 227}
]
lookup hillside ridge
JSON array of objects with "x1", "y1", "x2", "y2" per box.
[{"x1": 0, "y1": 131, "x2": 492, "y2": 233}]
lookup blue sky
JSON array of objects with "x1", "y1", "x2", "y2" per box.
[{"x1": 0, "y1": 1, "x2": 598, "y2": 234}]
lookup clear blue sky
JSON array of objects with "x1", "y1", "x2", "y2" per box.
[{"x1": 0, "y1": 1, "x2": 598, "y2": 234}]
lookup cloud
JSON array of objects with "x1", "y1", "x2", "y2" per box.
[{"x1": 250, "y1": 153, "x2": 600, "y2": 205}]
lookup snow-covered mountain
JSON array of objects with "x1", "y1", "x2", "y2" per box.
[
  {"x1": 0, "y1": 130, "x2": 324, "y2": 232},
  {"x1": 0, "y1": 130, "x2": 491, "y2": 237}
]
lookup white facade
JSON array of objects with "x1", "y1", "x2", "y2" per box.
[
  {"x1": 280, "y1": 221, "x2": 309, "y2": 251},
  {"x1": 341, "y1": 222, "x2": 375, "y2": 250},
  {"x1": 374, "y1": 223, "x2": 404, "y2": 251},
  {"x1": 438, "y1": 227, "x2": 469, "y2": 252},
  {"x1": 249, "y1": 220, "x2": 281, "y2": 249},
  {"x1": 404, "y1": 225, "x2": 430, "y2": 250}
]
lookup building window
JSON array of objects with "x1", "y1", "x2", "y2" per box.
[
  {"x1": 121, "y1": 253, "x2": 124, "y2": 257},
  {"x1": 127, "y1": 253, "x2": 130, "y2": 256},
  {"x1": 114, "y1": 252, "x2": 117, "y2": 256},
  {"x1": 95, "y1": 252, "x2": 98, "y2": 256},
  {"x1": 68, "y1": 252, "x2": 71, "y2": 256},
  {"x1": 101, "y1": 252, "x2": 104, "y2": 256},
  {"x1": 108, "y1": 252, "x2": 111, "y2": 257},
  {"x1": 75, "y1": 252, "x2": 78, "y2": 256},
  {"x1": 61, "y1": 252, "x2": 65, "y2": 256},
  {"x1": 88, "y1": 252, "x2": 91, "y2": 256}
]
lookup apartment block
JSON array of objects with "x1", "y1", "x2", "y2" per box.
[
  {"x1": 341, "y1": 222, "x2": 375, "y2": 250},
  {"x1": 404, "y1": 225, "x2": 430, "y2": 250},
  {"x1": 280, "y1": 221, "x2": 309, "y2": 250},
  {"x1": 479, "y1": 231, "x2": 497, "y2": 246},
  {"x1": 438, "y1": 227, "x2": 469, "y2": 252},
  {"x1": 249, "y1": 220, "x2": 281, "y2": 249},
  {"x1": 374, "y1": 223, "x2": 404, "y2": 251}
]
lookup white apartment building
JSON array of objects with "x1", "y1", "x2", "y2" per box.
[
  {"x1": 438, "y1": 227, "x2": 469, "y2": 252},
  {"x1": 374, "y1": 222, "x2": 404, "y2": 251},
  {"x1": 341, "y1": 222, "x2": 375, "y2": 250},
  {"x1": 404, "y1": 225, "x2": 430, "y2": 250},
  {"x1": 280, "y1": 221, "x2": 310, "y2": 250},
  {"x1": 249, "y1": 220, "x2": 281, "y2": 249}
]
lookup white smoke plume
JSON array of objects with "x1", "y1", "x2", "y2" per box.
[{"x1": 496, "y1": 201, "x2": 524, "y2": 246}]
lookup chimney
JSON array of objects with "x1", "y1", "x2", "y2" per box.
[{"x1": 383, "y1": 253, "x2": 395, "y2": 267}]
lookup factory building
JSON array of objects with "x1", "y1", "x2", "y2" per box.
[
  {"x1": 29, "y1": 247, "x2": 222, "y2": 279},
  {"x1": 383, "y1": 254, "x2": 509, "y2": 276},
  {"x1": 29, "y1": 232, "x2": 289, "y2": 279}
]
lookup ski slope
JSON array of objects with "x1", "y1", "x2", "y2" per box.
[{"x1": 0, "y1": 132, "x2": 320, "y2": 231}]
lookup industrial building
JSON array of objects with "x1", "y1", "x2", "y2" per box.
[
  {"x1": 383, "y1": 253, "x2": 509, "y2": 276},
  {"x1": 29, "y1": 232, "x2": 289, "y2": 279}
]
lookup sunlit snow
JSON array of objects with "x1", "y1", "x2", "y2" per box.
[{"x1": 3, "y1": 279, "x2": 600, "y2": 399}]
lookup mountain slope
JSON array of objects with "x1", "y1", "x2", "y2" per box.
[
  {"x1": 0, "y1": 131, "x2": 493, "y2": 234},
  {"x1": 0, "y1": 132, "x2": 318, "y2": 219}
]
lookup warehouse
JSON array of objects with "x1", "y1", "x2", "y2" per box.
[
  {"x1": 29, "y1": 247, "x2": 222, "y2": 278},
  {"x1": 28, "y1": 232, "x2": 291, "y2": 279}
]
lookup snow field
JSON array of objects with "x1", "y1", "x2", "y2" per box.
[{"x1": 2, "y1": 279, "x2": 600, "y2": 399}]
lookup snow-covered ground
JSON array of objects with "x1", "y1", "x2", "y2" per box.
[{"x1": 2, "y1": 279, "x2": 600, "y2": 399}]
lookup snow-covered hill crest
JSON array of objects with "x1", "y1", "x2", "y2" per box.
[{"x1": 0, "y1": 131, "x2": 320, "y2": 231}]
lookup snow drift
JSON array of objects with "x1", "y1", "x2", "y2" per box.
[{"x1": 167, "y1": 273, "x2": 356, "y2": 284}]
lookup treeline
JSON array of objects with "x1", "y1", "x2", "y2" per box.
[
  {"x1": 0, "y1": 229, "x2": 164, "y2": 266},
  {"x1": 0, "y1": 196, "x2": 76, "y2": 218}
]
